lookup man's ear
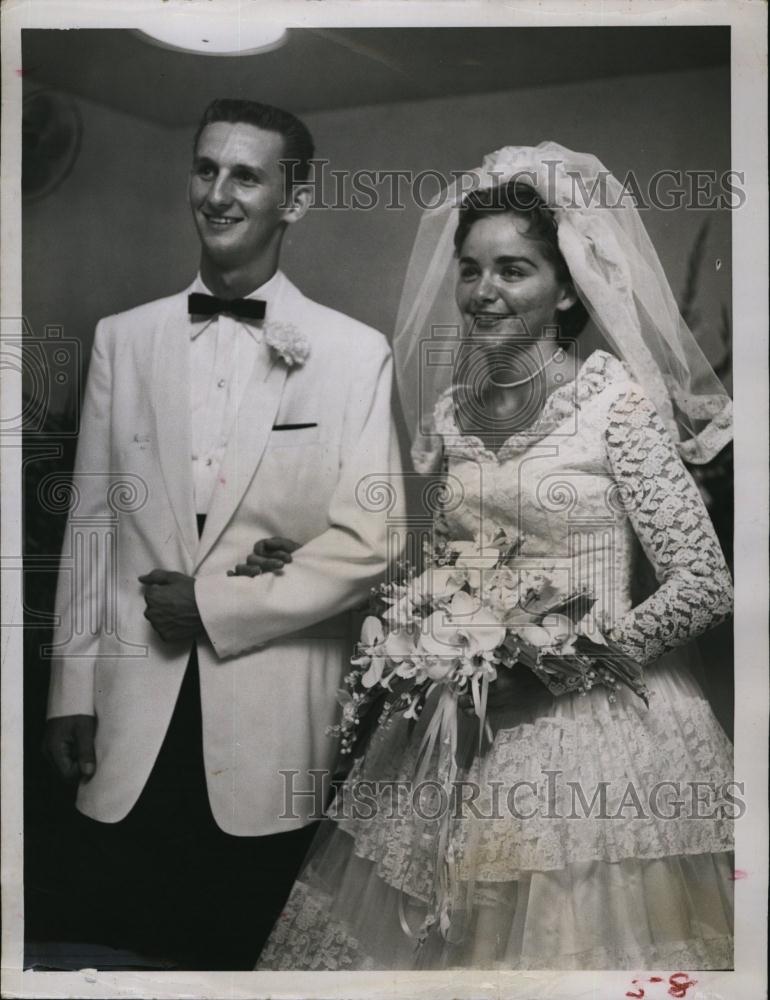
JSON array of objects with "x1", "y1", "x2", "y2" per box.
[
  {"x1": 282, "y1": 183, "x2": 313, "y2": 226},
  {"x1": 555, "y1": 282, "x2": 579, "y2": 313}
]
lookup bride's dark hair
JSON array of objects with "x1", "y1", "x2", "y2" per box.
[{"x1": 454, "y1": 180, "x2": 589, "y2": 339}]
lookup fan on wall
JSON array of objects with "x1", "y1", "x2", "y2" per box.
[{"x1": 22, "y1": 90, "x2": 83, "y2": 201}]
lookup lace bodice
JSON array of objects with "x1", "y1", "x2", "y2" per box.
[{"x1": 431, "y1": 350, "x2": 732, "y2": 666}]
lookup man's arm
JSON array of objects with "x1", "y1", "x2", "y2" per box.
[
  {"x1": 45, "y1": 321, "x2": 114, "y2": 780},
  {"x1": 47, "y1": 319, "x2": 114, "y2": 718},
  {"x1": 195, "y1": 342, "x2": 405, "y2": 658}
]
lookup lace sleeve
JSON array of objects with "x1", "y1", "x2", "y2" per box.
[{"x1": 603, "y1": 386, "x2": 733, "y2": 666}]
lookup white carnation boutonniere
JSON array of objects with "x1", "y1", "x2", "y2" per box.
[{"x1": 264, "y1": 321, "x2": 310, "y2": 368}]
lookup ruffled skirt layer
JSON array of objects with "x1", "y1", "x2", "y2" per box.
[{"x1": 258, "y1": 655, "x2": 734, "y2": 970}]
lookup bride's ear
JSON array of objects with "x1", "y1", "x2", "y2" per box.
[{"x1": 555, "y1": 282, "x2": 579, "y2": 313}]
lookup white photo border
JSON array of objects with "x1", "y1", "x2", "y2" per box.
[{"x1": 1, "y1": 1, "x2": 767, "y2": 998}]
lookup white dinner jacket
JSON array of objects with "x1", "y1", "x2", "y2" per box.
[{"x1": 47, "y1": 273, "x2": 404, "y2": 835}]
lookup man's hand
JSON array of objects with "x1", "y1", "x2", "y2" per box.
[
  {"x1": 43, "y1": 715, "x2": 96, "y2": 782},
  {"x1": 228, "y1": 537, "x2": 301, "y2": 578},
  {"x1": 139, "y1": 569, "x2": 204, "y2": 642}
]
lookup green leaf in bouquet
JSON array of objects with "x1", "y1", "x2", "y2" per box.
[
  {"x1": 531, "y1": 654, "x2": 594, "y2": 697},
  {"x1": 519, "y1": 580, "x2": 563, "y2": 615},
  {"x1": 542, "y1": 591, "x2": 596, "y2": 624}
]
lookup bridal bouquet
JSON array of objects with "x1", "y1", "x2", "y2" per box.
[
  {"x1": 328, "y1": 528, "x2": 650, "y2": 944},
  {"x1": 330, "y1": 528, "x2": 650, "y2": 759}
]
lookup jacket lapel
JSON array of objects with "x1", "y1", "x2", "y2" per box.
[{"x1": 152, "y1": 296, "x2": 199, "y2": 565}]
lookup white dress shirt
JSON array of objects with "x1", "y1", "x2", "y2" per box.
[{"x1": 189, "y1": 270, "x2": 285, "y2": 514}]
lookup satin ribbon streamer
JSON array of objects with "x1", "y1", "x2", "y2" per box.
[{"x1": 397, "y1": 675, "x2": 492, "y2": 946}]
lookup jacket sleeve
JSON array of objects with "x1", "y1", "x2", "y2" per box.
[
  {"x1": 47, "y1": 320, "x2": 113, "y2": 718},
  {"x1": 195, "y1": 340, "x2": 405, "y2": 658},
  {"x1": 603, "y1": 385, "x2": 733, "y2": 666}
]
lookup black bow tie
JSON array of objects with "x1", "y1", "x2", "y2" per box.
[{"x1": 188, "y1": 292, "x2": 266, "y2": 321}]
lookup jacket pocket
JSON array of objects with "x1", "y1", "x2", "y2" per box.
[{"x1": 267, "y1": 425, "x2": 321, "y2": 447}]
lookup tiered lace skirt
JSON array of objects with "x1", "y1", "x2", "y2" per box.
[{"x1": 258, "y1": 655, "x2": 734, "y2": 970}]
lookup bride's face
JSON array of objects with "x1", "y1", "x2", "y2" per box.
[{"x1": 455, "y1": 213, "x2": 576, "y2": 341}]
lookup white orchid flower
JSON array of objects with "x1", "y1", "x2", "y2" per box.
[
  {"x1": 411, "y1": 565, "x2": 467, "y2": 604},
  {"x1": 419, "y1": 590, "x2": 506, "y2": 661},
  {"x1": 423, "y1": 656, "x2": 456, "y2": 682},
  {"x1": 355, "y1": 615, "x2": 388, "y2": 688},
  {"x1": 356, "y1": 616, "x2": 418, "y2": 689},
  {"x1": 381, "y1": 593, "x2": 416, "y2": 628},
  {"x1": 522, "y1": 613, "x2": 577, "y2": 652},
  {"x1": 520, "y1": 625, "x2": 556, "y2": 650},
  {"x1": 383, "y1": 629, "x2": 418, "y2": 661},
  {"x1": 360, "y1": 615, "x2": 385, "y2": 647}
]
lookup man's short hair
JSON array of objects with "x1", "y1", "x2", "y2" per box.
[{"x1": 193, "y1": 98, "x2": 315, "y2": 184}]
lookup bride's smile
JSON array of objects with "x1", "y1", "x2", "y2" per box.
[{"x1": 455, "y1": 213, "x2": 577, "y2": 344}]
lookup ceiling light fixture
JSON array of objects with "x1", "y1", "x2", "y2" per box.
[{"x1": 133, "y1": 23, "x2": 287, "y2": 57}]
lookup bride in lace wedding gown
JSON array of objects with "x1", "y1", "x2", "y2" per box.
[{"x1": 256, "y1": 144, "x2": 735, "y2": 971}]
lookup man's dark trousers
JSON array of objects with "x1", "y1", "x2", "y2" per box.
[
  {"x1": 67, "y1": 645, "x2": 318, "y2": 969},
  {"x1": 60, "y1": 515, "x2": 318, "y2": 969}
]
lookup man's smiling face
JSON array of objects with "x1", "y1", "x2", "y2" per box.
[{"x1": 189, "y1": 121, "x2": 291, "y2": 269}]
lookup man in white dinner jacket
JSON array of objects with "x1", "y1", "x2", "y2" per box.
[{"x1": 43, "y1": 98, "x2": 403, "y2": 969}]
